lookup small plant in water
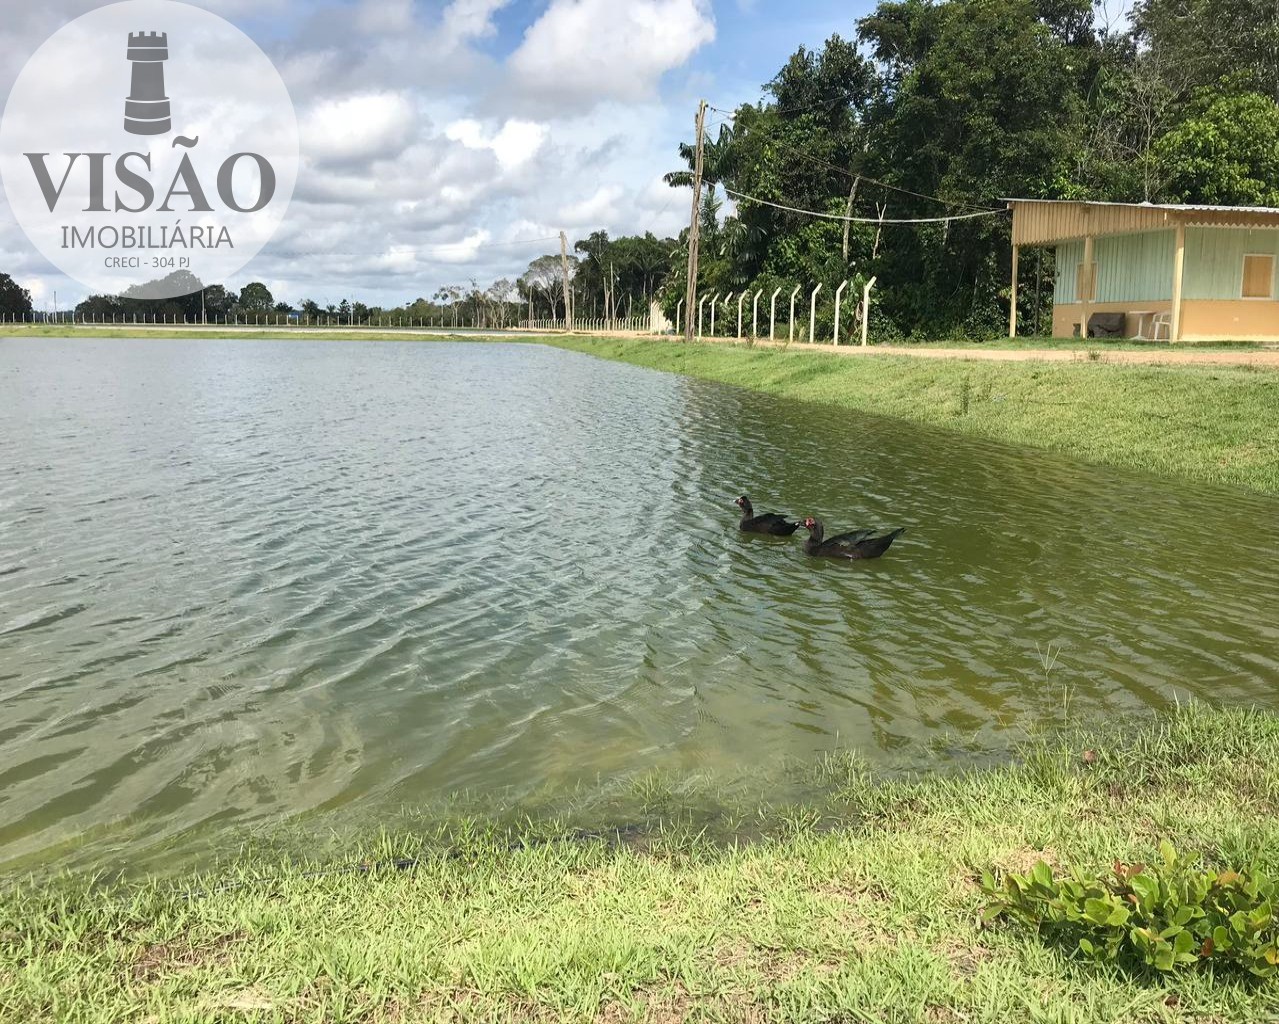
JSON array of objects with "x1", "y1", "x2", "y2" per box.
[
  {"x1": 1036, "y1": 641, "x2": 1062, "y2": 677},
  {"x1": 981, "y1": 841, "x2": 1279, "y2": 976}
]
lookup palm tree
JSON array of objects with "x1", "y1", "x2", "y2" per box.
[{"x1": 664, "y1": 123, "x2": 736, "y2": 210}]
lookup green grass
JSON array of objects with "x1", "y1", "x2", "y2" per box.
[
  {"x1": 880, "y1": 337, "x2": 1275, "y2": 352},
  {"x1": 540, "y1": 337, "x2": 1279, "y2": 496},
  {"x1": 3, "y1": 705, "x2": 1278, "y2": 1023}
]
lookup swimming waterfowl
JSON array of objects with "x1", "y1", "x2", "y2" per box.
[
  {"x1": 734, "y1": 495, "x2": 801, "y2": 536},
  {"x1": 800, "y1": 518, "x2": 905, "y2": 560}
]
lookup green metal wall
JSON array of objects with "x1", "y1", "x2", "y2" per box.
[
  {"x1": 1055, "y1": 227, "x2": 1279, "y2": 304},
  {"x1": 1054, "y1": 240, "x2": 1082, "y2": 303},
  {"x1": 1183, "y1": 227, "x2": 1279, "y2": 299},
  {"x1": 1053, "y1": 231, "x2": 1175, "y2": 303}
]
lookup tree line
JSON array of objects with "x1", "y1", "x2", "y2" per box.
[
  {"x1": 0, "y1": 230, "x2": 684, "y2": 329},
  {"x1": 651, "y1": 0, "x2": 1279, "y2": 339}
]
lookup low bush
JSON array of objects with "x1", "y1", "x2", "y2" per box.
[{"x1": 981, "y1": 841, "x2": 1279, "y2": 976}]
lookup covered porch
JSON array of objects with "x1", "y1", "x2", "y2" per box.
[{"x1": 1006, "y1": 199, "x2": 1279, "y2": 342}]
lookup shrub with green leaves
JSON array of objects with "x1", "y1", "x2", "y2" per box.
[{"x1": 981, "y1": 842, "x2": 1279, "y2": 977}]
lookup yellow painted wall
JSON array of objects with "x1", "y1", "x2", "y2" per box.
[
  {"x1": 1054, "y1": 299, "x2": 1279, "y2": 340},
  {"x1": 1052, "y1": 301, "x2": 1171, "y2": 339},
  {"x1": 1180, "y1": 300, "x2": 1279, "y2": 341}
]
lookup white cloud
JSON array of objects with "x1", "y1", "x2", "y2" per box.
[
  {"x1": 558, "y1": 185, "x2": 624, "y2": 228},
  {"x1": 355, "y1": 0, "x2": 415, "y2": 34},
  {"x1": 433, "y1": 229, "x2": 494, "y2": 264},
  {"x1": 509, "y1": 0, "x2": 716, "y2": 109},
  {"x1": 302, "y1": 93, "x2": 418, "y2": 165},
  {"x1": 440, "y1": 0, "x2": 512, "y2": 46},
  {"x1": 445, "y1": 118, "x2": 549, "y2": 171}
]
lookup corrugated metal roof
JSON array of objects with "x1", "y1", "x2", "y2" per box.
[
  {"x1": 1003, "y1": 198, "x2": 1279, "y2": 215},
  {"x1": 1004, "y1": 198, "x2": 1279, "y2": 245}
]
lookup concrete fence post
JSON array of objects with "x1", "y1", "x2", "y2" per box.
[
  {"x1": 737, "y1": 291, "x2": 747, "y2": 339},
  {"x1": 769, "y1": 288, "x2": 782, "y2": 340},
  {"x1": 675, "y1": 299, "x2": 684, "y2": 334},
  {"x1": 698, "y1": 295, "x2": 710, "y2": 340},
  {"x1": 861, "y1": 277, "x2": 878, "y2": 347},
  {"x1": 751, "y1": 289, "x2": 762, "y2": 338},
  {"x1": 788, "y1": 285, "x2": 802, "y2": 342},
  {"x1": 833, "y1": 280, "x2": 850, "y2": 345},
  {"x1": 809, "y1": 283, "x2": 823, "y2": 343},
  {"x1": 710, "y1": 293, "x2": 722, "y2": 336}
]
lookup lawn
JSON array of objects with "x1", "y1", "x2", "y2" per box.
[{"x1": 3, "y1": 705, "x2": 1277, "y2": 1023}]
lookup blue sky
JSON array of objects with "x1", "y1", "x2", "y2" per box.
[{"x1": 0, "y1": 0, "x2": 878, "y2": 309}]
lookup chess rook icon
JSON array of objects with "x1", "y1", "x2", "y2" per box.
[{"x1": 124, "y1": 32, "x2": 171, "y2": 136}]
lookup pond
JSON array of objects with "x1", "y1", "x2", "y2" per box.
[{"x1": 2, "y1": 337, "x2": 1277, "y2": 872}]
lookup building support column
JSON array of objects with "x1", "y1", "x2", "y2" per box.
[
  {"x1": 1171, "y1": 222, "x2": 1186, "y2": 344},
  {"x1": 1080, "y1": 234, "x2": 1094, "y2": 339},
  {"x1": 1008, "y1": 244, "x2": 1020, "y2": 339}
]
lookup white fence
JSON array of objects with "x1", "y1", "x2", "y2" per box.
[
  {"x1": 519, "y1": 317, "x2": 654, "y2": 333},
  {"x1": 686, "y1": 279, "x2": 876, "y2": 346},
  {"x1": 3, "y1": 280, "x2": 878, "y2": 343},
  {"x1": 0, "y1": 312, "x2": 493, "y2": 329}
]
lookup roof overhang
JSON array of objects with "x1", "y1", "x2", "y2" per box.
[{"x1": 1003, "y1": 199, "x2": 1279, "y2": 246}]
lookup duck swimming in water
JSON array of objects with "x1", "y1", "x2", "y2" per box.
[
  {"x1": 800, "y1": 518, "x2": 905, "y2": 560},
  {"x1": 734, "y1": 495, "x2": 801, "y2": 536}
]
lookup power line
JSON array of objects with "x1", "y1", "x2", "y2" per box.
[
  {"x1": 708, "y1": 95, "x2": 854, "y2": 120},
  {"x1": 706, "y1": 103, "x2": 998, "y2": 215},
  {"x1": 724, "y1": 187, "x2": 1009, "y2": 225}
]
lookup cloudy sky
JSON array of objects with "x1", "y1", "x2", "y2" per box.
[{"x1": 0, "y1": 0, "x2": 870, "y2": 311}]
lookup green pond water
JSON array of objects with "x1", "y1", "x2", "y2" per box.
[{"x1": 1, "y1": 337, "x2": 1277, "y2": 873}]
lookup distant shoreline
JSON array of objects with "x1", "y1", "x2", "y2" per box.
[{"x1": 7, "y1": 329, "x2": 1278, "y2": 494}]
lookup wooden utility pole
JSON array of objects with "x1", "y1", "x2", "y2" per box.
[
  {"x1": 683, "y1": 99, "x2": 708, "y2": 341},
  {"x1": 559, "y1": 231, "x2": 574, "y2": 331},
  {"x1": 1008, "y1": 244, "x2": 1019, "y2": 338}
]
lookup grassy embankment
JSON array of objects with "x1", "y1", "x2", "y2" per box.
[
  {"x1": 2, "y1": 705, "x2": 1277, "y2": 1023},
  {"x1": 542, "y1": 337, "x2": 1279, "y2": 496}
]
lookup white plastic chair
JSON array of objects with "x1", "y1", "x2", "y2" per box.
[{"x1": 1150, "y1": 312, "x2": 1171, "y2": 342}]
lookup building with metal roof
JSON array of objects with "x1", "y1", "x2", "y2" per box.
[{"x1": 1005, "y1": 199, "x2": 1279, "y2": 342}]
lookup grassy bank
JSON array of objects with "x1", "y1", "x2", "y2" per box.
[
  {"x1": 3, "y1": 705, "x2": 1278, "y2": 1023},
  {"x1": 544, "y1": 337, "x2": 1279, "y2": 496}
]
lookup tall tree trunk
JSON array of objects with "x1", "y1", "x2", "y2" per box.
[{"x1": 842, "y1": 174, "x2": 861, "y2": 264}]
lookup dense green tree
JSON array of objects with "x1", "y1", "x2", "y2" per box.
[
  {"x1": 201, "y1": 285, "x2": 235, "y2": 320},
  {"x1": 0, "y1": 273, "x2": 33, "y2": 317},
  {"x1": 237, "y1": 281, "x2": 274, "y2": 313},
  {"x1": 75, "y1": 294, "x2": 122, "y2": 320},
  {"x1": 1157, "y1": 90, "x2": 1279, "y2": 205},
  {"x1": 661, "y1": 1, "x2": 1117, "y2": 336},
  {"x1": 1132, "y1": 0, "x2": 1279, "y2": 100}
]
